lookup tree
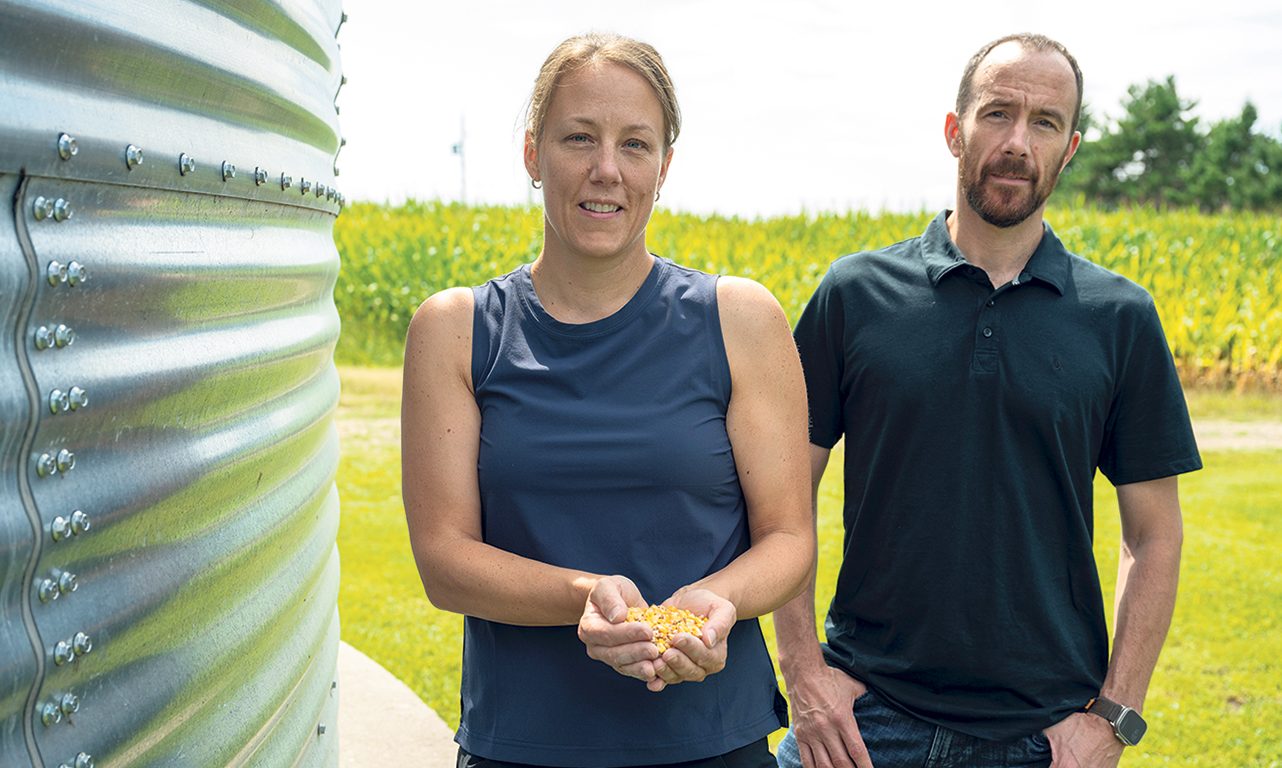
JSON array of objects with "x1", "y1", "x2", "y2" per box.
[
  {"x1": 1061, "y1": 77, "x2": 1203, "y2": 208},
  {"x1": 1187, "y1": 103, "x2": 1282, "y2": 210}
]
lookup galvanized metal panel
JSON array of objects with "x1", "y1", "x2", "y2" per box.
[
  {"x1": 1, "y1": 0, "x2": 346, "y2": 765},
  {"x1": 1, "y1": 173, "x2": 42, "y2": 768}
]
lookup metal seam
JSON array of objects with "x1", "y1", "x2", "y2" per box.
[{"x1": 12, "y1": 174, "x2": 49, "y2": 768}]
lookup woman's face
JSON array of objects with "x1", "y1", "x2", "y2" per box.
[{"x1": 525, "y1": 61, "x2": 672, "y2": 264}]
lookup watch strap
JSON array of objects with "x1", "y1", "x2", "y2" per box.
[{"x1": 1085, "y1": 696, "x2": 1126, "y2": 724}]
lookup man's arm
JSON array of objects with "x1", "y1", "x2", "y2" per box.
[
  {"x1": 774, "y1": 444, "x2": 875, "y2": 768},
  {"x1": 1045, "y1": 475, "x2": 1183, "y2": 768}
]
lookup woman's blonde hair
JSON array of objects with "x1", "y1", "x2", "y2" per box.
[{"x1": 526, "y1": 33, "x2": 681, "y2": 151}]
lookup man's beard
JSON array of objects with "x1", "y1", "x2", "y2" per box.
[{"x1": 959, "y1": 139, "x2": 1065, "y2": 228}]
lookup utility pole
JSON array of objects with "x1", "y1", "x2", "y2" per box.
[{"x1": 451, "y1": 115, "x2": 466, "y2": 204}]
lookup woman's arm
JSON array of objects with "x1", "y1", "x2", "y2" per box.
[
  {"x1": 650, "y1": 276, "x2": 815, "y2": 689},
  {"x1": 688, "y1": 275, "x2": 815, "y2": 614},
  {"x1": 401, "y1": 287, "x2": 604, "y2": 625}
]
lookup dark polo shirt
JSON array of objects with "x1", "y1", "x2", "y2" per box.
[{"x1": 794, "y1": 211, "x2": 1201, "y2": 741}]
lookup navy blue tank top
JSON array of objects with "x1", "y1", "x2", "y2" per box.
[{"x1": 460, "y1": 256, "x2": 786, "y2": 766}]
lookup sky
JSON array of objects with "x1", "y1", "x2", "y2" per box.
[{"x1": 335, "y1": 0, "x2": 1282, "y2": 219}]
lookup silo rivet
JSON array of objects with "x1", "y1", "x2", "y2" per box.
[
  {"x1": 53, "y1": 199, "x2": 73, "y2": 222},
  {"x1": 41, "y1": 703, "x2": 62, "y2": 726},
  {"x1": 59, "y1": 692, "x2": 79, "y2": 715},
  {"x1": 75, "y1": 754, "x2": 95, "y2": 768},
  {"x1": 54, "y1": 640, "x2": 74, "y2": 665},
  {"x1": 34, "y1": 196, "x2": 54, "y2": 221},
  {"x1": 58, "y1": 133, "x2": 78, "y2": 160},
  {"x1": 179, "y1": 153, "x2": 197, "y2": 176},
  {"x1": 73, "y1": 632, "x2": 93, "y2": 656},
  {"x1": 125, "y1": 144, "x2": 144, "y2": 169},
  {"x1": 37, "y1": 453, "x2": 59, "y2": 477},
  {"x1": 55, "y1": 324, "x2": 76, "y2": 348},
  {"x1": 222, "y1": 161, "x2": 237, "y2": 181},
  {"x1": 56, "y1": 448, "x2": 76, "y2": 473},
  {"x1": 281, "y1": 173, "x2": 293, "y2": 190},
  {"x1": 71, "y1": 510, "x2": 91, "y2": 534}
]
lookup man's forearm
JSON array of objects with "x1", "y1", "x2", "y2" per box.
[
  {"x1": 1100, "y1": 523, "x2": 1182, "y2": 710},
  {"x1": 775, "y1": 561, "x2": 828, "y2": 683}
]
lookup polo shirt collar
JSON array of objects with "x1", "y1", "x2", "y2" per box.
[{"x1": 920, "y1": 210, "x2": 1069, "y2": 295}]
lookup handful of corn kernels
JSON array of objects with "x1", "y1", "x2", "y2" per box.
[{"x1": 626, "y1": 605, "x2": 708, "y2": 652}]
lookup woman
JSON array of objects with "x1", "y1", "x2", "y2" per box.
[{"x1": 402, "y1": 32, "x2": 812, "y2": 768}]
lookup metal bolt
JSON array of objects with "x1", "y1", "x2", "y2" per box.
[
  {"x1": 70, "y1": 510, "x2": 91, "y2": 534},
  {"x1": 52, "y1": 199, "x2": 73, "y2": 222},
  {"x1": 58, "y1": 133, "x2": 78, "y2": 160},
  {"x1": 49, "y1": 389, "x2": 70, "y2": 415},
  {"x1": 33, "y1": 196, "x2": 54, "y2": 221},
  {"x1": 59, "y1": 692, "x2": 79, "y2": 715},
  {"x1": 46, "y1": 260, "x2": 68, "y2": 286},
  {"x1": 47, "y1": 261, "x2": 68, "y2": 285},
  {"x1": 73, "y1": 632, "x2": 93, "y2": 656},
  {"x1": 331, "y1": 681, "x2": 337, "y2": 693},
  {"x1": 54, "y1": 640, "x2": 74, "y2": 666},
  {"x1": 125, "y1": 144, "x2": 144, "y2": 169},
  {"x1": 37, "y1": 453, "x2": 59, "y2": 477},
  {"x1": 41, "y1": 702, "x2": 62, "y2": 726},
  {"x1": 51, "y1": 516, "x2": 72, "y2": 541},
  {"x1": 57, "y1": 571, "x2": 78, "y2": 594},
  {"x1": 56, "y1": 448, "x2": 75, "y2": 473},
  {"x1": 316, "y1": 183, "x2": 327, "y2": 198},
  {"x1": 35, "y1": 325, "x2": 55, "y2": 350},
  {"x1": 55, "y1": 324, "x2": 76, "y2": 348},
  {"x1": 67, "y1": 261, "x2": 88, "y2": 286},
  {"x1": 254, "y1": 167, "x2": 268, "y2": 186},
  {"x1": 75, "y1": 754, "x2": 95, "y2": 768},
  {"x1": 68, "y1": 387, "x2": 89, "y2": 410},
  {"x1": 317, "y1": 723, "x2": 326, "y2": 736},
  {"x1": 280, "y1": 173, "x2": 293, "y2": 190},
  {"x1": 179, "y1": 153, "x2": 197, "y2": 176},
  {"x1": 38, "y1": 579, "x2": 59, "y2": 602},
  {"x1": 300, "y1": 179, "x2": 312, "y2": 194},
  {"x1": 221, "y1": 161, "x2": 236, "y2": 181}
]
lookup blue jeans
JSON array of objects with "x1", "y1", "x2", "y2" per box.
[{"x1": 777, "y1": 688, "x2": 1052, "y2": 768}]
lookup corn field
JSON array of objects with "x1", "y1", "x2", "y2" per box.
[{"x1": 333, "y1": 201, "x2": 1282, "y2": 389}]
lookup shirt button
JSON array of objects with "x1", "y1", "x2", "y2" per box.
[
  {"x1": 982, "y1": 327, "x2": 993, "y2": 338},
  {"x1": 986, "y1": 300, "x2": 995, "y2": 307}
]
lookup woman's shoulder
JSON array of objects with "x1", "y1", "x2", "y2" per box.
[
  {"x1": 715, "y1": 275, "x2": 787, "y2": 333},
  {"x1": 406, "y1": 287, "x2": 475, "y2": 365}
]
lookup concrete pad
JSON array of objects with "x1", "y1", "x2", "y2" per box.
[{"x1": 338, "y1": 641, "x2": 457, "y2": 767}]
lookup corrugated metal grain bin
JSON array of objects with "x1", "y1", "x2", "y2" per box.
[{"x1": 0, "y1": 1, "x2": 346, "y2": 765}]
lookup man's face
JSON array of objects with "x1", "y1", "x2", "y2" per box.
[{"x1": 950, "y1": 43, "x2": 1081, "y2": 228}]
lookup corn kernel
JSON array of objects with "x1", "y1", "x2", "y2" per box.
[{"x1": 625, "y1": 605, "x2": 708, "y2": 652}]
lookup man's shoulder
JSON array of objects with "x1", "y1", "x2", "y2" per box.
[
  {"x1": 826, "y1": 232, "x2": 925, "y2": 282},
  {"x1": 1060, "y1": 247, "x2": 1156, "y2": 310}
]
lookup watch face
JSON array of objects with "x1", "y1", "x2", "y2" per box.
[{"x1": 1116, "y1": 709, "x2": 1147, "y2": 746}]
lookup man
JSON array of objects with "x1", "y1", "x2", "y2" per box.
[{"x1": 774, "y1": 34, "x2": 1202, "y2": 768}]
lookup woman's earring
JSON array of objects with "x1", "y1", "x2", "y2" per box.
[{"x1": 531, "y1": 179, "x2": 542, "y2": 189}]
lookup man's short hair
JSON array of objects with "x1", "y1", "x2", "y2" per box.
[{"x1": 956, "y1": 33, "x2": 1084, "y2": 134}]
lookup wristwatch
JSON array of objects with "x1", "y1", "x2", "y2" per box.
[{"x1": 1084, "y1": 696, "x2": 1147, "y2": 746}]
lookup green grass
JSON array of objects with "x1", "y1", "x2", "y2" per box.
[{"x1": 336, "y1": 366, "x2": 1282, "y2": 765}]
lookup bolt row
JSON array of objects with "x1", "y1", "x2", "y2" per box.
[
  {"x1": 55, "y1": 132, "x2": 344, "y2": 206},
  {"x1": 37, "y1": 569, "x2": 78, "y2": 603},
  {"x1": 32, "y1": 196, "x2": 73, "y2": 223},
  {"x1": 50, "y1": 510, "x2": 92, "y2": 542},
  {"x1": 36, "y1": 448, "x2": 76, "y2": 478},
  {"x1": 46, "y1": 260, "x2": 89, "y2": 287},
  {"x1": 34, "y1": 323, "x2": 76, "y2": 350},
  {"x1": 49, "y1": 386, "x2": 90, "y2": 415},
  {"x1": 53, "y1": 632, "x2": 93, "y2": 666}
]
